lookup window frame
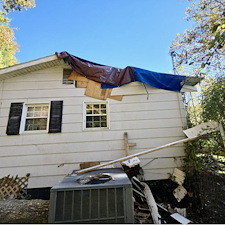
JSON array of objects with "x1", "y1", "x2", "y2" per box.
[
  {"x1": 83, "y1": 101, "x2": 109, "y2": 130},
  {"x1": 20, "y1": 103, "x2": 50, "y2": 133}
]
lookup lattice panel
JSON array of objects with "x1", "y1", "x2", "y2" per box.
[{"x1": 0, "y1": 174, "x2": 30, "y2": 200}]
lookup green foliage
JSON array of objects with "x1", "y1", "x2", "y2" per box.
[
  {"x1": 2, "y1": 0, "x2": 35, "y2": 13},
  {"x1": 184, "y1": 78, "x2": 225, "y2": 175},
  {"x1": 201, "y1": 77, "x2": 225, "y2": 122},
  {"x1": 0, "y1": 0, "x2": 35, "y2": 68},
  {"x1": 170, "y1": 0, "x2": 225, "y2": 77}
]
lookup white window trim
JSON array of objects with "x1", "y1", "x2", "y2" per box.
[
  {"x1": 83, "y1": 101, "x2": 110, "y2": 131},
  {"x1": 20, "y1": 103, "x2": 50, "y2": 133}
]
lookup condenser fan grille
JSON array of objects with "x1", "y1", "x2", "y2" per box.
[{"x1": 55, "y1": 188, "x2": 125, "y2": 223}]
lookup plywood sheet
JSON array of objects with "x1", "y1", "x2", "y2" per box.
[
  {"x1": 85, "y1": 80, "x2": 111, "y2": 100},
  {"x1": 75, "y1": 81, "x2": 88, "y2": 88},
  {"x1": 109, "y1": 95, "x2": 123, "y2": 101},
  {"x1": 68, "y1": 71, "x2": 89, "y2": 82}
]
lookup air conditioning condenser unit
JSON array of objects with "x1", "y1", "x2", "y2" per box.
[{"x1": 48, "y1": 168, "x2": 134, "y2": 223}]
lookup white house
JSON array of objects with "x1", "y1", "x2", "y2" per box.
[{"x1": 0, "y1": 52, "x2": 201, "y2": 191}]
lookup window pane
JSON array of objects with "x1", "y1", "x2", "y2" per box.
[
  {"x1": 86, "y1": 104, "x2": 92, "y2": 109},
  {"x1": 86, "y1": 122, "x2": 93, "y2": 128},
  {"x1": 41, "y1": 111, "x2": 48, "y2": 116},
  {"x1": 25, "y1": 115, "x2": 48, "y2": 131},
  {"x1": 86, "y1": 116, "x2": 93, "y2": 122},
  {"x1": 85, "y1": 103, "x2": 108, "y2": 128},
  {"x1": 94, "y1": 116, "x2": 100, "y2": 121},
  {"x1": 93, "y1": 104, "x2": 99, "y2": 109},
  {"x1": 43, "y1": 106, "x2": 48, "y2": 111},
  {"x1": 101, "y1": 116, "x2": 107, "y2": 121},
  {"x1": 101, "y1": 122, "x2": 107, "y2": 127},
  {"x1": 35, "y1": 106, "x2": 41, "y2": 111},
  {"x1": 94, "y1": 122, "x2": 100, "y2": 127},
  {"x1": 28, "y1": 107, "x2": 34, "y2": 111},
  {"x1": 94, "y1": 110, "x2": 100, "y2": 114},
  {"x1": 27, "y1": 112, "x2": 33, "y2": 117},
  {"x1": 34, "y1": 111, "x2": 42, "y2": 117}
]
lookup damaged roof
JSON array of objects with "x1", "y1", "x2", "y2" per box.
[
  {"x1": 0, "y1": 51, "x2": 203, "y2": 92},
  {"x1": 56, "y1": 51, "x2": 203, "y2": 92}
]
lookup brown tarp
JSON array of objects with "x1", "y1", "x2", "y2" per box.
[{"x1": 56, "y1": 51, "x2": 135, "y2": 86}]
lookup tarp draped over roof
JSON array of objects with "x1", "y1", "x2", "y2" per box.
[{"x1": 56, "y1": 51, "x2": 198, "y2": 92}]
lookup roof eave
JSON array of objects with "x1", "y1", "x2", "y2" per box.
[{"x1": 0, "y1": 54, "x2": 65, "y2": 80}]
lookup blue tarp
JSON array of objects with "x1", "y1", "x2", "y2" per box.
[
  {"x1": 101, "y1": 67, "x2": 186, "y2": 92},
  {"x1": 56, "y1": 51, "x2": 194, "y2": 93}
]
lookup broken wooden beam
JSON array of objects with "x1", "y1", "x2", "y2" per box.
[
  {"x1": 76, "y1": 136, "x2": 198, "y2": 174},
  {"x1": 76, "y1": 121, "x2": 220, "y2": 174}
]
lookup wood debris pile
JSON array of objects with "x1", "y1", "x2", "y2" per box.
[{"x1": 124, "y1": 164, "x2": 192, "y2": 224}]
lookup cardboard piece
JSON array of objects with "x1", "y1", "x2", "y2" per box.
[
  {"x1": 172, "y1": 168, "x2": 186, "y2": 185},
  {"x1": 173, "y1": 185, "x2": 187, "y2": 202}
]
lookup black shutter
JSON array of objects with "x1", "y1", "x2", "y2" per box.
[
  {"x1": 49, "y1": 101, "x2": 63, "y2": 133},
  {"x1": 6, "y1": 102, "x2": 23, "y2": 135}
]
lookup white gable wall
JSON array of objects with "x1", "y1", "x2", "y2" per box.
[{"x1": 0, "y1": 65, "x2": 187, "y2": 188}]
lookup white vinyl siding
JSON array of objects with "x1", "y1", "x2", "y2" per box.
[{"x1": 0, "y1": 65, "x2": 187, "y2": 188}]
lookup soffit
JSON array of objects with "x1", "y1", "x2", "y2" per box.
[{"x1": 0, "y1": 55, "x2": 66, "y2": 81}]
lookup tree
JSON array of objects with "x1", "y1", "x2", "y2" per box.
[
  {"x1": 201, "y1": 77, "x2": 225, "y2": 122},
  {"x1": 0, "y1": 0, "x2": 35, "y2": 68},
  {"x1": 170, "y1": 0, "x2": 225, "y2": 78},
  {"x1": 171, "y1": 0, "x2": 225, "y2": 177}
]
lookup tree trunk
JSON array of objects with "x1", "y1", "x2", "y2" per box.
[{"x1": 0, "y1": 199, "x2": 49, "y2": 223}]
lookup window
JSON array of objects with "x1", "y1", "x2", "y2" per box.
[
  {"x1": 24, "y1": 104, "x2": 49, "y2": 131},
  {"x1": 84, "y1": 102, "x2": 109, "y2": 129},
  {"x1": 63, "y1": 69, "x2": 74, "y2": 84},
  {"x1": 7, "y1": 101, "x2": 63, "y2": 135}
]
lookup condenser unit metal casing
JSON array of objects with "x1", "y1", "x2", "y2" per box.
[{"x1": 48, "y1": 168, "x2": 134, "y2": 223}]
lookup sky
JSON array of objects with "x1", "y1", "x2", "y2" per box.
[{"x1": 8, "y1": 0, "x2": 193, "y2": 74}]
